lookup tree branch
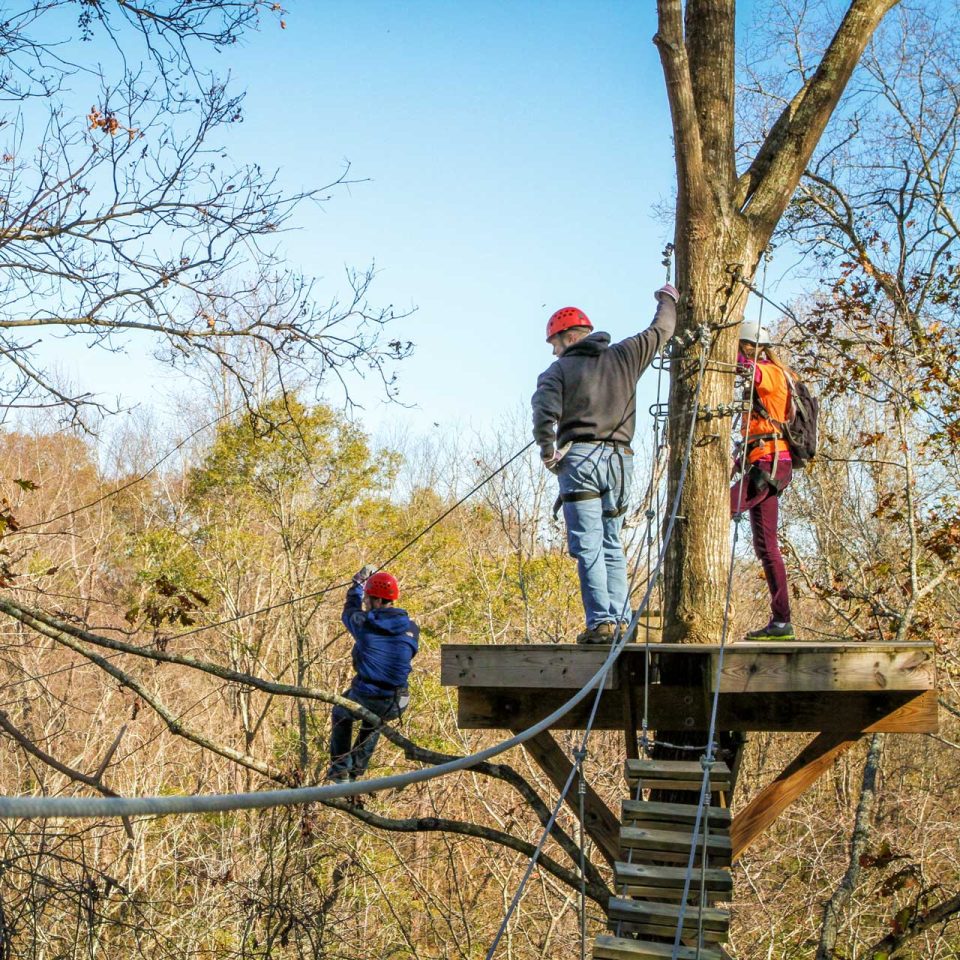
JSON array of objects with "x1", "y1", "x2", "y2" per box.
[
  {"x1": 737, "y1": 0, "x2": 900, "y2": 232},
  {"x1": 655, "y1": 0, "x2": 709, "y2": 214},
  {"x1": 815, "y1": 734, "x2": 884, "y2": 960},
  {"x1": 861, "y1": 890, "x2": 960, "y2": 957}
]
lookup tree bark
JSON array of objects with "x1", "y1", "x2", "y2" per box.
[{"x1": 655, "y1": 0, "x2": 900, "y2": 643}]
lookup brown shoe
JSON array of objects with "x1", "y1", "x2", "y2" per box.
[{"x1": 576, "y1": 622, "x2": 616, "y2": 645}]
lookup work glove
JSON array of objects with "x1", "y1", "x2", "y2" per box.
[
  {"x1": 730, "y1": 443, "x2": 746, "y2": 480},
  {"x1": 655, "y1": 283, "x2": 680, "y2": 303},
  {"x1": 541, "y1": 442, "x2": 571, "y2": 475},
  {"x1": 353, "y1": 564, "x2": 376, "y2": 585}
]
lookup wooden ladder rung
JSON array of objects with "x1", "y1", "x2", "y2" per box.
[
  {"x1": 621, "y1": 799, "x2": 731, "y2": 828},
  {"x1": 614, "y1": 861, "x2": 732, "y2": 897},
  {"x1": 593, "y1": 934, "x2": 722, "y2": 960},
  {"x1": 620, "y1": 825, "x2": 732, "y2": 857},
  {"x1": 625, "y1": 760, "x2": 731, "y2": 793},
  {"x1": 608, "y1": 898, "x2": 729, "y2": 943}
]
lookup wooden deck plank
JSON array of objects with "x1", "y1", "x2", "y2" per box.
[
  {"x1": 607, "y1": 898, "x2": 729, "y2": 930},
  {"x1": 593, "y1": 934, "x2": 722, "y2": 960},
  {"x1": 621, "y1": 800, "x2": 731, "y2": 827},
  {"x1": 440, "y1": 645, "x2": 617, "y2": 689},
  {"x1": 614, "y1": 861, "x2": 732, "y2": 892},
  {"x1": 712, "y1": 647, "x2": 935, "y2": 693},
  {"x1": 441, "y1": 642, "x2": 935, "y2": 691},
  {"x1": 455, "y1": 687, "x2": 938, "y2": 733},
  {"x1": 608, "y1": 900, "x2": 729, "y2": 941},
  {"x1": 620, "y1": 825, "x2": 732, "y2": 856}
]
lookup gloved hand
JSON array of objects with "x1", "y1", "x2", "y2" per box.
[
  {"x1": 655, "y1": 283, "x2": 680, "y2": 303},
  {"x1": 353, "y1": 564, "x2": 376, "y2": 585},
  {"x1": 541, "y1": 442, "x2": 571, "y2": 474},
  {"x1": 730, "y1": 443, "x2": 745, "y2": 480}
]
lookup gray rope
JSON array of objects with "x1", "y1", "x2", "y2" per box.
[
  {"x1": 488, "y1": 330, "x2": 714, "y2": 958},
  {"x1": 670, "y1": 257, "x2": 769, "y2": 959}
]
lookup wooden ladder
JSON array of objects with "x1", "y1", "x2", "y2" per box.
[{"x1": 592, "y1": 759, "x2": 733, "y2": 960}]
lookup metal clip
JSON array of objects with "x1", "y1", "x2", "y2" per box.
[{"x1": 661, "y1": 242, "x2": 675, "y2": 283}]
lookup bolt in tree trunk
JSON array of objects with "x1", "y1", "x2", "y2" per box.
[{"x1": 655, "y1": 0, "x2": 900, "y2": 644}]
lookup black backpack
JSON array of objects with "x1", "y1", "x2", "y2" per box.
[{"x1": 754, "y1": 375, "x2": 820, "y2": 468}]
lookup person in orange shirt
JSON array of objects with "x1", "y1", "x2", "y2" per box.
[{"x1": 730, "y1": 320, "x2": 796, "y2": 640}]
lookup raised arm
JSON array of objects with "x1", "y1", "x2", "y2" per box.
[{"x1": 613, "y1": 285, "x2": 679, "y2": 374}]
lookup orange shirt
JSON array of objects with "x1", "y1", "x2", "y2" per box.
[{"x1": 743, "y1": 362, "x2": 791, "y2": 464}]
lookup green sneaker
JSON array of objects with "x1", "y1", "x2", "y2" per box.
[{"x1": 745, "y1": 622, "x2": 796, "y2": 641}]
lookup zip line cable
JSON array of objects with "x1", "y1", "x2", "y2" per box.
[
  {"x1": 487, "y1": 332, "x2": 714, "y2": 958},
  {"x1": 668, "y1": 259, "x2": 770, "y2": 960},
  {"x1": 151, "y1": 440, "x2": 537, "y2": 642}
]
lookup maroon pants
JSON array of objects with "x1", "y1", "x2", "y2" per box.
[{"x1": 730, "y1": 461, "x2": 792, "y2": 623}]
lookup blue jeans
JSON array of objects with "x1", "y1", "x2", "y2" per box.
[
  {"x1": 558, "y1": 442, "x2": 634, "y2": 628},
  {"x1": 328, "y1": 686, "x2": 404, "y2": 780}
]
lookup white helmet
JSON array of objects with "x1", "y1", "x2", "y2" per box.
[{"x1": 739, "y1": 318, "x2": 771, "y2": 345}]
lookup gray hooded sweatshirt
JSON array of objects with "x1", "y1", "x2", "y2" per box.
[{"x1": 531, "y1": 298, "x2": 677, "y2": 455}]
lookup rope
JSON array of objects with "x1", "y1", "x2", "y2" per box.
[
  {"x1": 154, "y1": 440, "x2": 536, "y2": 642},
  {"x1": 488, "y1": 325, "x2": 714, "y2": 958},
  {"x1": 576, "y1": 745, "x2": 588, "y2": 960},
  {"x1": 669, "y1": 254, "x2": 770, "y2": 959}
]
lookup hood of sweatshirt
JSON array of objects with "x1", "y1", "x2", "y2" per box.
[
  {"x1": 562, "y1": 331, "x2": 611, "y2": 357},
  {"x1": 366, "y1": 606, "x2": 416, "y2": 638}
]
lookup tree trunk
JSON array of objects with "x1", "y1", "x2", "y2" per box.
[
  {"x1": 655, "y1": 0, "x2": 900, "y2": 643},
  {"x1": 664, "y1": 221, "x2": 758, "y2": 642}
]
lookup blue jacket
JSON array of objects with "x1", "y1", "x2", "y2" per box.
[{"x1": 342, "y1": 583, "x2": 419, "y2": 697}]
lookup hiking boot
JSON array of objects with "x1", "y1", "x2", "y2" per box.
[
  {"x1": 576, "y1": 622, "x2": 616, "y2": 645},
  {"x1": 744, "y1": 622, "x2": 796, "y2": 641}
]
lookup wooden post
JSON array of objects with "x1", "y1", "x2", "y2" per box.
[
  {"x1": 515, "y1": 729, "x2": 621, "y2": 869},
  {"x1": 620, "y1": 658, "x2": 640, "y2": 761},
  {"x1": 730, "y1": 731, "x2": 862, "y2": 861}
]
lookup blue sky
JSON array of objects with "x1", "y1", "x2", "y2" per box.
[
  {"x1": 44, "y1": 2, "x2": 769, "y2": 441},
  {"x1": 235, "y1": 2, "x2": 681, "y2": 437}
]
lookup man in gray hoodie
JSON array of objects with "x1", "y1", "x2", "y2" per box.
[{"x1": 532, "y1": 285, "x2": 678, "y2": 643}]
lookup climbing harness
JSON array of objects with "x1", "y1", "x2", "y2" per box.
[
  {"x1": 550, "y1": 441, "x2": 633, "y2": 521},
  {"x1": 488, "y1": 318, "x2": 715, "y2": 959}
]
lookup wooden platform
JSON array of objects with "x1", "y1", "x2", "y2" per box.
[
  {"x1": 443, "y1": 640, "x2": 939, "y2": 867},
  {"x1": 441, "y1": 641, "x2": 937, "y2": 734}
]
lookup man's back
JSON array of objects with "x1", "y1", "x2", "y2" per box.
[{"x1": 531, "y1": 297, "x2": 676, "y2": 450}]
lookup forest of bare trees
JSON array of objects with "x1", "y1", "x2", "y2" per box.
[{"x1": 0, "y1": 1, "x2": 956, "y2": 958}]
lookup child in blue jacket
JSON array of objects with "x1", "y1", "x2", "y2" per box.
[{"x1": 327, "y1": 566, "x2": 419, "y2": 787}]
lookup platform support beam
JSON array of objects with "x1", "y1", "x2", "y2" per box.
[
  {"x1": 514, "y1": 729, "x2": 621, "y2": 869},
  {"x1": 730, "y1": 731, "x2": 862, "y2": 861},
  {"x1": 620, "y1": 660, "x2": 641, "y2": 761}
]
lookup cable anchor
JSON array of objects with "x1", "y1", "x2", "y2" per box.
[
  {"x1": 661, "y1": 242, "x2": 675, "y2": 283},
  {"x1": 697, "y1": 402, "x2": 746, "y2": 422}
]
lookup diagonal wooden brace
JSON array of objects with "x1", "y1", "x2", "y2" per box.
[
  {"x1": 515, "y1": 729, "x2": 621, "y2": 869},
  {"x1": 730, "y1": 731, "x2": 861, "y2": 861}
]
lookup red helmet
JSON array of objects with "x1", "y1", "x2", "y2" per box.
[
  {"x1": 364, "y1": 571, "x2": 399, "y2": 601},
  {"x1": 546, "y1": 307, "x2": 592, "y2": 342}
]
